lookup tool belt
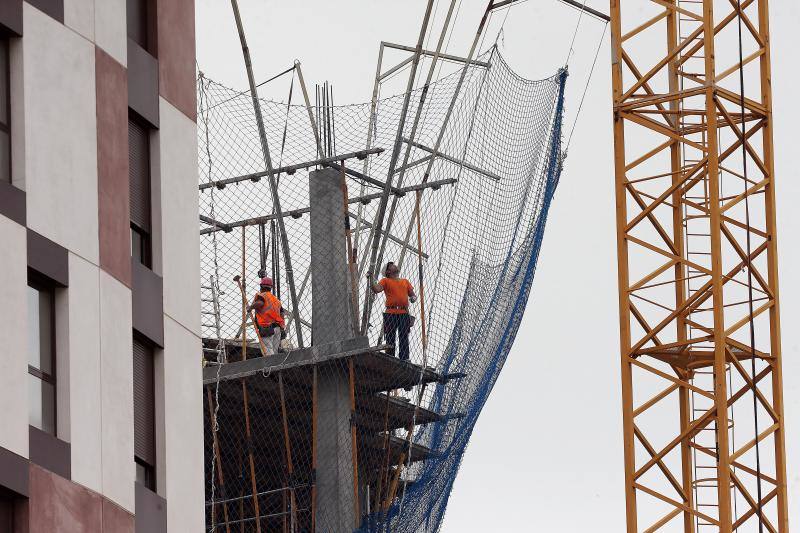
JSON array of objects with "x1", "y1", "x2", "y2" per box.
[
  {"x1": 258, "y1": 323, "x2": 282, "y2": 337},
  {"x1": 386, "y1": 305, "x2": 408, "y2": 311}
]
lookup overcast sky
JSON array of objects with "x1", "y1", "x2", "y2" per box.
[{"x1": 196, "y1": 1, "x2": 800, "y2": 530}]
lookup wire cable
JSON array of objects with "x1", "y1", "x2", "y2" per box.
[
  {"x1": 735, "y1": 0, "x2": 765, "y2": 529},
  {"x1": 563, "y1": 0, "x2": 588, "y2": 66},
  {"x1": 565, "y1": 21, "x2": 607, "y2": 152}
]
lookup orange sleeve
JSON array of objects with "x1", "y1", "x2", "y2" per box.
[
  {"x1": 406, "y1": 279, "x2": 413, "y2": 293},
  {"x1": 379, "y1": 278, "x2": 387, "y2": 289}
]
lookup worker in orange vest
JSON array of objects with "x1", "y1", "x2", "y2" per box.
[
  {"x1": 369, "y1": 261, "x2": 416, "y2": 361},
  {"x1": 248, "y1": 277, "x2": 286, "y2": 356}
]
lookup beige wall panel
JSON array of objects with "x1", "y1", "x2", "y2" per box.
[
  {"x1": 99, "y1": 271, "x2": 134, "y2": 513},
  {"x1": 65, "y1": 253, "x2": 103, "y2": 493},
  {"x1": 0, "y1": 217, "x2": 28, "y2": 456},
  {"x1": 22, "y1": 4, "x2": 99, "y2": 262},
  {"x1": 162, "y1": 316, "x2": 204, "y2": 532},
  {"x1": 94, "y1": 0, "x2": 126, "y2": 67},
  {"x1": 156, "y1": 99, "x2": 200, "y2": 334},
  {"x1": 65, "y1": 0, "x2": 95, "y2": 43},
  {"x1": 54, "y1": 285, "x2": 70, "y2": 440}
]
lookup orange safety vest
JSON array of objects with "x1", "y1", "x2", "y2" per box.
[{"x1": 253, "y1": 291, "x2": 285, "y2": 329}]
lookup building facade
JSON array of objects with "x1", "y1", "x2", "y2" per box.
[{"x1": 0, "y1": 1, "x2": 202, "y2": 531}]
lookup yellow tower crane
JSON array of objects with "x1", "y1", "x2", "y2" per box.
[{"x1": 609, "y1": 0, "x2": 787, "y2": 531}]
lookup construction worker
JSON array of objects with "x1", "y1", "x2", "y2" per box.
[
  {"x1": 369, "y1": 261, "x2": 416, "y2": 361},
  {"x1": 248, "y1": 277, "x2": 286, "y2": 356}
]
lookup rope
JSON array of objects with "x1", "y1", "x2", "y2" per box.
[
  {"x1": 199, "y1": 72, "x2": 227, "y2": 533},
  {"x1": 735, "y1": 0, "x2": 765, "y2": 529}
]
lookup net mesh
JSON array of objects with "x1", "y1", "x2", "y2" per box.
[{"x1": 200, "y1": 46, "x2": 567, "y2": 532}]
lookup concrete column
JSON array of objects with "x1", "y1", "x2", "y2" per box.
[
  {"x1": 309, "y1": 167, "x2": 357, "y2": 532},
  {"x1": 309, "y1": 167, "x2": 355, "y2": 343}
]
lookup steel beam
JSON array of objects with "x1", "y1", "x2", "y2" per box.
[
  {"x1": 200, "y1": 178, "x2": 456, "y2": 235},
  {"x1": 401, "y1": 138, "x2": 501, "y2": 181},
  {"x1": 198, "y1": 148, "x2": 385, "y2": 191},
  {"x1": 380, "y1": 41, "x2": 491, "y2": 69}
]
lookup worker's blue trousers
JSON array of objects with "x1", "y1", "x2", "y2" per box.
[{"x1": 383, "y1": 312, "x2": 411, "y2": 361}]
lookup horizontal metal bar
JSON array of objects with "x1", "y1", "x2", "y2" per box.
[
  {"x1": 199, "y1": 215, "x2": 232, "y2": 232},
  {"x1": 200, "y1": 178, "x2": 457, "y2": 235},
  {"x1": 379, "y1": 55, "x2": 414, "y2": 82},
  {"x1": 207, "y1": 484, "x2": 311, "y2": 507},
  {"x1": 555, "y1": 0, "x2": 610, "y2": 22},
  {"x1": 322, "y1": 160, "x2": 403, "y2": 196},
  {"x1": 381, "y1": 41, "x2": 491, "y2": 69},
  {"x1": 393, "y1": 155, "x2": 433, "y2": 175},
  {"x1": 491, "y1": 0, "x2": 610, "y2": 22},
  {"x1": 213, "y1": 508, "x2": 311, "y2": 526},
  {"x1": 402, "y1": 138, "x2": 501, "y2": 182},
  {"x1": 347, "y1": 211, "x2": 428, "y2": 259},
  {"x1": 198, "y1": 147, "x2": 385, "y2": 191}
]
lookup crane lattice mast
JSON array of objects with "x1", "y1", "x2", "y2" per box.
[{"x1": 609, "y1": 0, "x2": 787, "y2": 531}]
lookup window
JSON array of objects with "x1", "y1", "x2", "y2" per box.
[
  {"x1": 129, "y1": 116, "x2": 152, "y2": 268},
  {"x1": 28, "y1": 280, "x2": 56, "y2": 435},
  {"x1": 0, "y1": 495, "x2": 14, "y2": 532},
  {"x1": 0, "y1": 37, "x2": 10, "y2": 183},
  {"x1": 133, "y1": 336, "x2": 156, "y2": 491},
  {"x1": 131, "y1": 225, "x2": 150, "y2": 267},
  {"x1": 126, "y1": 0, "x2": 150, "y2": 50}
]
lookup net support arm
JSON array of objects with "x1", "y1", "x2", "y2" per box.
[
  {"x1": 373, "y1": 0, "x2": 497, "y2": 282},
  {"x1": 294, "y1": 61, "x2": 325, "y2": 159},
  {"x1": 347, "y1": 212, "x2": 429, "y2": 259},
  {"x1": 200, "y1": 178, "x2": 457, "y2": 235},
  {"x1": 230, "y1": 0, "x2": 304, "y2": 348},
  {"x1": 381, "y1": 41, "x2": 492, "y2": 69},
  {"x1": 198, "y1": 148, "x2": 385, "y2": 191},
  {"x1": 361, "y1": 0, "x2": 452, "y2": 335},
  {"x1": 401, "y1": 138, "x2": 501, "y2": 181}
]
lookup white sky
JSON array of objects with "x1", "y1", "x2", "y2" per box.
[{"x1": 195, "y1": 1, "x2": 800, "y2": 530}]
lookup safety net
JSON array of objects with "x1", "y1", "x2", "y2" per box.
[{"x1": 199, "y1": 46, "x2": 567, "y2": 532}]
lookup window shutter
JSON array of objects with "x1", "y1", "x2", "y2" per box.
[
  {"x1": 133, "y1": 338, "x2": 155, "y2": 466},
  {"x1": 0, "y1": 39, "x2": 10, "y2": 183},
  {"x1": 126, "y1": 0, "x2": 148, "y2": 49},
  {"x1": 128, "y1": 118, "x2": 151, "y2": 232}
]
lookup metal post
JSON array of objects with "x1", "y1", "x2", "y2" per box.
[
  {"x1": 294, "y1": 61, "x2": 324, "y2": 158},
  {"x1": 359, "y1": 0, "x2": 437, "y2": 335},
  {"x1": 374, "y1": 0, "x2": 498, "y2": 276},
  {"x1": 229, "y1": 0, "x2": 304, "y2": 347},
  {"x1": 371, "y1": 0, "x2": 460, "y2": 275},
  {"x1": 354, "y1": 43, "x2": 385, "y2": 254}
]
